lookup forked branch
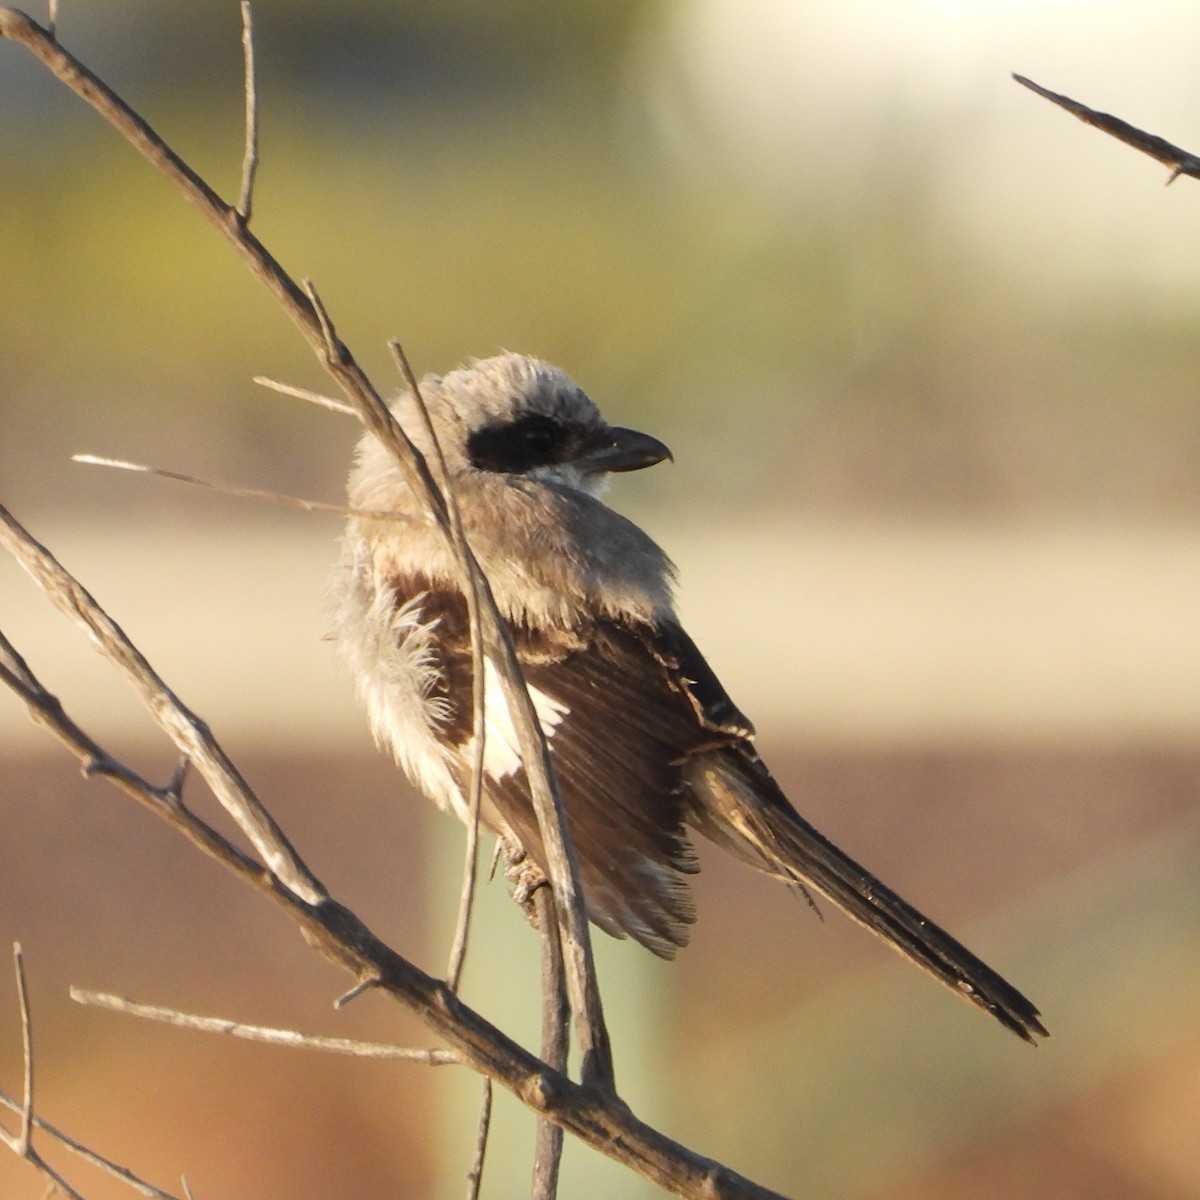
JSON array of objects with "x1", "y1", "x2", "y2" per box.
[
  {"x1": 0, "y1": 7, "x2": 789, "y2": 1196},
  {"x1": 1, "y1": 947, "x2": 181, "y2": 1200},
  {"x1": 0, "y1": 2, "x2": 612, "y2": 1089},
  {"x1": 0, "y1": 518, "x2": 785, "y2": 1200}
]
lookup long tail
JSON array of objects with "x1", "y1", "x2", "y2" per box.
[{"x1": 686, "y1": 754, "x2": 1047, "y2": 1043}]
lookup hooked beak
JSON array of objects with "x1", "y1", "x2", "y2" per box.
[{"x1": 578, "y1": 425, "x2": 673, "y2": 475}]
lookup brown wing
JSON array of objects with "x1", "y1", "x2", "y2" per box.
[
  {"x1": 392, "y1": 573, "x2": 744, "y2": 957},
  {"x1": 386, "y1": 573, "x2": 1046, "y2": 1037},
  {"x1": 504, "y1": 619, "x2": 707, "y2": 956}
]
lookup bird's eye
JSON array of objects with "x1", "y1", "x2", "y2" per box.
[
  {"x1": 523, "y1": 422, "x2": 558, "y2": 455},
  {"x1": 466, "y1": 414, "x2": 565, "y2": 473}
]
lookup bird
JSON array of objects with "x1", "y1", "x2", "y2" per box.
[{"x1": 330, "y1": 351, "x2": 1046, "y2": 1043}]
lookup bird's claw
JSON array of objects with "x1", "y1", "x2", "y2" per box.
[{"x1": 502, "y1": 845, "x2": 549, "y2": 919}]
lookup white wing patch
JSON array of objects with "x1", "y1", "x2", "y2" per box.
[{"x1": 476, "y1": 657, "x2": 568, "y2": 780}]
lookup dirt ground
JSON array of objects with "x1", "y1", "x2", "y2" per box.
[{"x1": 2, "y1": 517, "x2": 1198, "y2": 1198}]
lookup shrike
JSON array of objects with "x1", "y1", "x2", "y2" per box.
[{"x1": 331, "y1": 352, "x2": 1045, "y2": 1042}]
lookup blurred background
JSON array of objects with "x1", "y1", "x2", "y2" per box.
[{"x1": 2, "y1": 0, "x2": 1200, "y2": 1196}]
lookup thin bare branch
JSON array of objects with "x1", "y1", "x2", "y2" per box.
[
  {"x1": 252, "y1": 375, "x2": 356, "y2": 416},
  {"x1": 13, "y1": 945, "x2": 34, "y2": 1156},
  {"x1": 334, "y1": 976, "x2": 380, "y2": 1008},
  {"x1": 0, "y1": 627, "x2": 263, "y2": 894},
  {"x1": 0, "y1": 950, "x2": 90, "y2": 1200},
  {"x1": 0, "y1": 1087, "x2": 183, "y2": 1200},
  {"x1": 237, "y1": 1, "x2": 258, "y2": 220},
  {"x1": 0, "y1": 615, "x2": 786, "y2": 1199},
  {"x1": 2, "y1": 654, "x2": 145, "y2": 800},
  {"x1": 45, "y1": 0, "x2": 53, "y2": 39},
  {"x1": 0, "y1": 501, "x2": 325, "y2": 905},
  {"x1": 1014, "y1": 73, "x2": 1200, "y2": 185},
  {"x1": 0, "y1": 1129, "x2": 86, "y2": 1200},
  {"x1": 0, "y1": 11, "x2": 793, "y2": 1194},
  {"x1": 465, "y1": 1078, "x2": 493, "y2": 1200},
  {"x1": 70, "y1": 989, "x2": 460, "y2": 1064},
  {"x1": 387, "y1": 340, "x2": 463, "y2": 552},
  {"x1": 71, "y1": 454, "x2": 395, "y2": 521},
  {"x1": 303, "y1": 277, "x2": 340, "y2": 362},
  {"x1": 444, "y1": 778, "x2": 485, "y2": 994},
  {"x1": 0, "y1": 0, "x2": 605, "y2": 1077},
  {"x1": 0, "y1": 627, "x2": 38, "y2": 690},
  {"x1": 389, "y1": 339, "x2": 488, "y2": 996},
  {"x1": 532, "y1": 890, "x2": 567, "y2": 1200}
]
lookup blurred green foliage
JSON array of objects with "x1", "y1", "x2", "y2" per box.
[{"x1": 4, "y1": 0, "x2": 1200, "y2": 519}]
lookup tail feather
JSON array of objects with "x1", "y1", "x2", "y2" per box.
[{"x1": 686, "y1": 754, "x2": 1047, "y2": 1043}]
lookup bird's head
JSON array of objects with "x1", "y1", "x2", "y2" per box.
[{"x1": 402, "y1": 352, "x2": 672, "y2": 499}]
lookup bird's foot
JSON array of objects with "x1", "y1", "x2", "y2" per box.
[{"x1": 501, "y1": 845, "x2": 549, "y2": 923}]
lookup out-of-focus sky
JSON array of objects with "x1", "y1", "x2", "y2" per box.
[{"x1": 2, "y1": 4, "x2": 1200, "y2": 1200}]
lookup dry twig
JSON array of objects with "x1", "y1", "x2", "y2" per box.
[
  {"x1": 69, "y1": 989, "x2": 460, "y2": 1065},
  {"x1": 0, "y1": 550, "x2": 783, "y2": 1196},
  {"x1": 0, "y1": 6, "x2": 792, "y2": 1195},
  {"x1": 236, "y1": 1, "x2": 258, "y2": 220},
  {"x1": 387, "y1": 339, "x2": 489, "y2": 996},
  {"x1": 252, "y1": 374, "x2": 356, "y2": 416},
  {"x1": 0, "y1": 949, "x2": 85, "y2": 1200},
  {"x1": 0, "y1": 1085, "x2": 183, "y2": 1200},
  {"x1": 71, "y1": 453, "x2": 396, "y2": 522},
  {"x1": 0, "y1": 501, "x2": 323, "y2": 906},
  {"x1": 0, "y1": 1092, "x2": 185, "y2": 1200},
  {"x1": 466, "y1": 1079, "x2": 494, "y2": 1200},
  {"x1": 13, "y1": 945, "x2": 34, "y2": 1157},
  {"x1": 532, "y1": 889, "x2": 568, "y2": 1200},
  {"x1": 0, "y1": 600, "x2": 263, "y2": 891},
  {"x1": 1014, "y1": 73, "x2": 1200, "y2": 184}
]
